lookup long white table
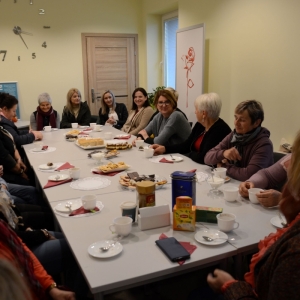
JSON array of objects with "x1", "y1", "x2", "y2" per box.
[{"x1": 23, "y1": 127, "x2": 279, "y2": 299}]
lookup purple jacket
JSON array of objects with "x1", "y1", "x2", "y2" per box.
[{"x1": 204, "y1": 127, "x2": 273, "y2": 181}]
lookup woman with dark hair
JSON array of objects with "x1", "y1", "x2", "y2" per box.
[
  {"x1": 204, "y1": 100, "x2": 273, "y2": 181},
  {"x1": 60, "y1": 88, "x2": 91, "y2": 128},
  {"x1": 97, "y1": 90, "x2": 128, "y2": 129},
  {"x1": 121, "y1": 87, "x2": 154, "y2": 135},
  {"x1": 0, "y1": 93, "x2": 42, "y2": 150},
  {"x1": 30, "y1": 93, "x2": 60, "y2": 131}
]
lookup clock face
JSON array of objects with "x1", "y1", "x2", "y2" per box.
[{"x1": 1, "y1": 2, "x2": 49, "y2": 62}]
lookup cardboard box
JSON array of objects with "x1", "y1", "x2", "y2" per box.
[
  {"x1": 195, "y1": 206, "x2": 223, "y2": 223},
  {"x1": 173, "y1": 196, "x2": 196, "y2": 232}
]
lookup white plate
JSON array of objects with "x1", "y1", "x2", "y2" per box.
[
  {"x1": 79, "y1": 125, "x2": 89, "y2": 129},
  {"x1": 165, "y1": 155, "x2": 183, "y2": 162},
  {"x1": 32, "y1": 148, "x2": 46, "y2": 152},
  {"x1": 88, "y1": 240, "x2": 123, "y2": 258},
  {"x1": 75, "y1": 140, "x2": 106, "y2": 150},
  {"x1": 39, "y1": 164, "x2": 56, "y2": 170},
  {"x1": 70, "y1": 177, "x2": 111, "y2": 190},
  {"x1": 270, "y1": 216, "x2": 286, "y2": 228},
  {"x1": 54, "y1": 200, "x2": 82, "y2": 213},
  {"x1": 98, "y1": 164, "x2": 130, "y2": 174},
  {"x1": 194, "y1": 229, "x2": 228, "y2": 246},
  {"x1": 48, "y1": 174, "x2": 70, "y2": 182},
  {"x1": 52, "y1": 128, "x2": 58, "y2": 131},
  {"x1": 224, "y1": 176, "x2": 231, "y2": 183}
]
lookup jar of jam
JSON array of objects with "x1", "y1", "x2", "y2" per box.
[{"x1": 136, "y1": 181, "x2": 156, "y2": 209}]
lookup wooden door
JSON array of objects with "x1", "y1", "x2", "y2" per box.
[{"x1": 82, "y1": 34, "x2": 139, "y2": 116}]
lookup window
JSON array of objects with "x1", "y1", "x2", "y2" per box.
[{"x1": 162, "y1": 12, "x2": 178, "y2": 88}]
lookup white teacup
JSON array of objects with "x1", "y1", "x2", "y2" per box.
[
  {"x1": 217, "y1": 213, "x2": 239, "y2": 232},
  {"x1": 90, "y1": 123, "x2": 96, "y2": 129},
  {"x1": 104, "y1": 132, "x2": 113, "y2": 139},
  {"x1": 213, "y1": 167, "x2": 227, "y2": 179},
  {"x1": 94, "y1": 124, "x2": 102, "y2": 131},
  {"x1": 81, "y1": 194, "x2": 97, "y2": 210},
  {"x1": 109, "y1": 216, "x2": 132, "y2": 236},
  {"x1": 222, "y1": 186, "x2": 239, "y2": 202},
  {"x1": 248, "y1": 188, "x2": 264, "y2": 204},
  {"x1": 43, "y1": 126, "x2": 51, "y2": 132},
  {"x1": 135, "y1": 139, "x2": 144, "y2": 149},
  {"x1": 68, "y1": 167, "x2": 80, "y2": 180},
  {"x1": 144, "y1": 147, "x2": 154, "y2": 158},
  {"x1": 71, "y1": 123, "x2": 78, "y2": 129}
]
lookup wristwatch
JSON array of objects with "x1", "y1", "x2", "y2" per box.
[
  {"x1": 19, "y1": 169, "x2": 24, "y2": 174},
  {"x1": 47, "y1": 282, "x2": 57, "y2": 293}
]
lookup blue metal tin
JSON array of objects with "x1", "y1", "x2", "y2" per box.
[{"x1": 171, "y1": 171, "x2": 196, "y2": 209}]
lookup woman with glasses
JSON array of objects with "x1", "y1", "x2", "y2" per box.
[
  {"x1": 152, "y1": 93, "x2": 231, "y2": 164},
  {"x1": 121, "y1": 87, "x2": 154, "y2": 135},
  {"x1": 134, "y1": 89, "x2": 191, "y2": 146},
  {"x1": 97, "y1": 90, "x2": 128, "y2": 129},
  {"x1": 204, "y1": 100, "x2": 273, "y2": 181}
]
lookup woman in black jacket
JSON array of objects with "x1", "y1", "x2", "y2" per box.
[
  {"x1": 152, "y1": 93, "x2": 232, "y2": 165},
  {"x1": 97, "y1": 90, "x2": 128, "y2": 129}
]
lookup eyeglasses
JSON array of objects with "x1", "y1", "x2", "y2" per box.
[{"x1": 157, "y1": 101, "x2": 171, "y2": 107}]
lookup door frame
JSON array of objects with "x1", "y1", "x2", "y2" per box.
[{"x1": 81, "y1": 33, "x2": 139, "y2": 107}]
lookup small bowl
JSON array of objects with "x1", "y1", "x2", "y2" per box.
[
  {"x1": 91, "y1": 152, "x2": 104, "y2": 163},
  {"x1": 248, "y1": 188, "x2": 264, "y2": 204},
  {"x1": 207, "y1": 176, "x2": 225, "y2": 189},
  {"x1": 222, "y1": 186, "x2": 239, "y2": 202}
]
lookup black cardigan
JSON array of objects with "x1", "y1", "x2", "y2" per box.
[
  {"x1": 165, "y1": 118, "x2": 232, "y2": 165},
  {"x1": 98, "y1": 103, "x2": 128, "y2": 129}
]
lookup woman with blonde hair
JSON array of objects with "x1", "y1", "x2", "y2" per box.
[{"x1": 60, "y1": 88, "x2": 91, "y2": 128}]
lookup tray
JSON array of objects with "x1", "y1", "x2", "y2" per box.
[{"x1": 75, "y1": 140, "x2": 106, "y2": 150}]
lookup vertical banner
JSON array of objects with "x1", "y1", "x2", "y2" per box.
[
  {"x1": 0, "y1": 82, "x2": 20, "y2": 118},
  {"x1": 176, "y1": 24, "x2": 205, "y2": 125}
]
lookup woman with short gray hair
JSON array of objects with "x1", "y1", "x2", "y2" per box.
[
  {"x1": 152, "y1": 92, "x2": 231, "y2": 164},
  {"x1": 30, "y1": 92, "x2": 60, "y2": 131}
]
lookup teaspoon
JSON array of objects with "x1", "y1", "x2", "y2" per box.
[
  {"x1": 202, "y1": 236, "x2": 235, "y2": 242},
  {"x1": 100, "y1": 241, "x2": 117, "y2": 252}
]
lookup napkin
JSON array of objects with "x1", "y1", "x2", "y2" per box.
[
  {"x1": 43, "y1": 178, "x2": 73, "y2": 189},
  {"x1": 92, "y1": 170, "x2": 122, "y2": 176},
  {"x1": 159, "y1": 158, "x2": 174, "y2": 164},
  {"x1": 187, "y1": 169, "x2": 197, "y2": 173},
  {"x1": 114, "y1": 135, "x2": 131, "y2": 140},
  {"x1": 83, "y1": 127, "x2": 92, "y2": 131},
  {"x1": 159, "y1": 233, "x2": 197, "y2": 265},
  {"x1": 69, "y1": 206, "x2": 99, "y2": 216},
  {"x1": 55, "y1": 162, "x2": 75, "y2": 171},
  {"x1": 42, "y1": 145, "x2": 48, "y2": 150}
]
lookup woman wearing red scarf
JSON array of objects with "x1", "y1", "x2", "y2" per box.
[
  {"x1": 30, "y1": 93, "x2": 60, "y2": 131},
  {"x1": 205, "y1": 130, "x2": 300, "y2": 300}
]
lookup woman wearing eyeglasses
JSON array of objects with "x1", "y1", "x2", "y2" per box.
[
  {"x1": 97, "y1": 90, "x2": 128, "y2": 129},
  {"x1": 134, "y1": 89, "x2": 191, "y2": 146}
]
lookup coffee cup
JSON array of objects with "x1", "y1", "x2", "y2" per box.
[
  {"x1": 144, "y1": 147, "x2": 154, "y2": 158},
  {"x1": 109, "y1": 216, "x2": 132, "y2": 236},
  {"x1": 90, "y1": 123, "x2": 96, "y2": 129},
  {"x1": 135, "y1": 139, "x2": 144, "y2": 149},
  {"x1": 104, "y1": 132, "x2": 113, "y2": 139},
  {"x1": 68, "y1": 167, "x2": 80, "y2": 180},
  {"x1": 94, "y1": 124, "x2": 102, "y2": 131},
  {"x1": 81, "y1": 194, "x2": 97, "y2": 210},
  {"x1": 222, "y1": 186, "x2": 239, "y2": 202},
  {"x1": 217, "y1": 213, "x2": 239, "y2": 232},
  {"x1": 43, "y1": 126, "x2": 51, "y2": 132},
  {"x1": 213, "y1": 167, "x2": 227, "y2": 179},
  {"x1": 120, "y1": 201, "x2": 137, "y2": 222},
  {"x1": 71, "y1": 123, "x2": 78, "y2": 129},
  {"x1": 248, "y1": 188, "x2": 264, "y2": 204}
]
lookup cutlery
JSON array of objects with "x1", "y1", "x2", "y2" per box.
[
  {"x1": 170, "y1": 154, "x2": 176, "y2": 161},
  {"x1": 278, "y1": 212, "x2": 287, "y2": 227},
  {"x1": 100, "y1": 241, "x2": 117, "y2": 252},
  {"x1": 65, "y1": 202, "x2": 72, "y2": 212},
  {"x1": 202, "y1": 236, "x2": 234, "y2": 242}
]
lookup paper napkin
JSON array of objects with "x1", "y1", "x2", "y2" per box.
[
  {"x1": 43, "y1": 178, "x2": 72, "y2": 189},
  {"x1": 69, "y1": 206, "x2": 99, "y2": 216}
]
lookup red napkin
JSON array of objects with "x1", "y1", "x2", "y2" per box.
[
  {"x1": 55, "y1": 162, "x2": 75, "y2": 171},
  {"x1": 187, "y1": 169, "x2": 197, "y2": 173},
  {"x1": 83, "y1": 127, "x2": 92, "y2": 131},
  {"x1": 159, "y1": 233, "x2": 197, "y2": 265},
  {"x1": 114, "y1": 135, "x2": 131, "y2": 140},
  {"x1": 69, "y1": 206, "x2": 99, "y2": 216},
  {"x1": 43, "y1": 178, "x2": 72, "y2": 189},
  {"x1": 92, "y1": 170, "x2": 122, "y2": 176},
  {"x1": 159, "y1": 158, "x2": 174, "y2": 164},
  {"x1": 78, "y1": 131, "x2": 89, "y2": 135},
  {"x1": 42, "y1": 146, "x2": 48, "y2": 150}
]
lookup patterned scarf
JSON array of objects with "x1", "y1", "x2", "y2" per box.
[
  {"x1": 0, "y1": 220, "x2": 46, "y2": 299},
  {"x1": 0, "y1": 191, "x2": 19, "y2": 229},
  {"x1": 36, "y1": 106, "x2": 57, "y2": 131}
]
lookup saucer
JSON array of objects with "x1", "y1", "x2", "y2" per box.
[
  {"x1": 194, "y1": 229, "x2": 228, "y2": 246},
  {"x1": 48, "y1": 174, "x2": 70, "y2": 181},
  {"x1": 270, "y1": 216, "x2": 286, "y2": 228},
  {"x1": 88, "y1": 240, "x2": 123, "y2": 258},
  {"x1": 39, "y1": 164, "x2": 56, "y2": 170},
  {"x1": 54, "y1": 200, "x2": 82, "y2": 213}
]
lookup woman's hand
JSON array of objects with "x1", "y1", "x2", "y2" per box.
[
  {"x1": 223, "y1": 147, "x2": 242, "y2": 161},
  {"x1": 106, "y1": 117, "x2": 115, "y2": 125},
  {"x1": 257, "y1": 189, "x2": 281, "y2": 207},
  {"x1": 49, "y1": 288, "x2": 75, "y2": 300},
  {"x1": 239, "y1": 181, "x2": 254, "y2": 197},
  {"x1": 32, "y1": 131, "x2": 43, "y2": 140},
  {"x1": 151, "y1": 144, "x2": 166, "y2": 156},
  {"x1": 207, "y1": 269, "x2": 235, "y2": 293},
  {"x1": 139, "y1": 129, "x2": 149, "y2": 140}
]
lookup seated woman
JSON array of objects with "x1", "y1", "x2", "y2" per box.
[
  {"x1": 204, "y1": 100, "x2": 273, "y2": 181},
  {"x1": 30, "y1": 92, "x2": 60, "y2": 131},
  {"x1": 0, "y1": 93, "x2": 42, "y2": 150},
  {"x1": 121, "y1": 87, "x2": 154, "y2": 135},
  {"x1": 60, "y1": 88, "x2": 91, "y2": 128},
  {"x1": 203, "y1": 131, "x2": 300, "y2": 300},
  {"x1": 134, "y1": 89, "x2": 191, "y2": 146},
  {"x1": 97, "y1": 90, "x2": 128, "y2": 129},
  {"x1": 152, "y1": 93, "x2": 232, "y2": 164},
  {"x1": 239, "y1": 153, "x2": 291, "y2": 207}
]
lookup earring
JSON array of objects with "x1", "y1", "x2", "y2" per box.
[{"x1": 202, "y1": 118, "x2": 205, "y2": 123}]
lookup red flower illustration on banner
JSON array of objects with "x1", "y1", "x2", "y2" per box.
[{"x1": 181, "y1": 47, "x2": 195, "y2": 107}]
